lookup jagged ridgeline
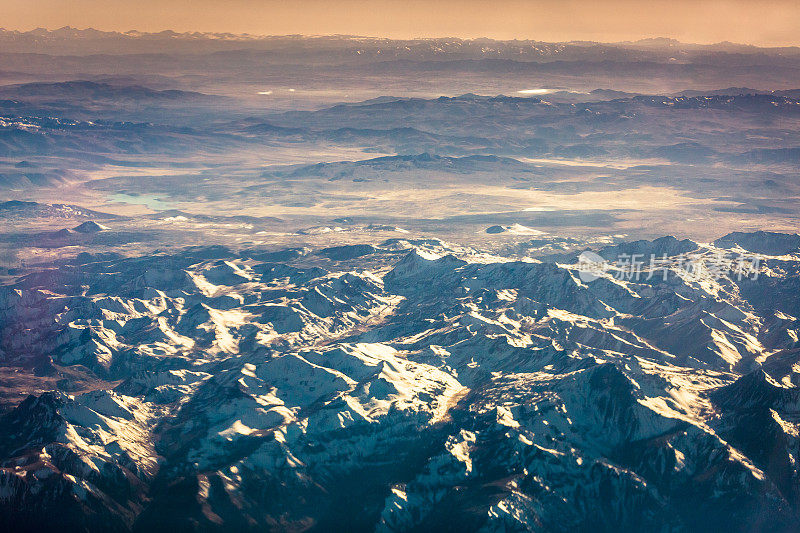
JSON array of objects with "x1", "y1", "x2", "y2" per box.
[{"x1": 1, "y1": 233, "x2": 799, "y2": 531}]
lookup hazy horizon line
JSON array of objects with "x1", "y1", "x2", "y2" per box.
[{"x1": 2, "y1": 26, "x2": 798, "y2": 49}]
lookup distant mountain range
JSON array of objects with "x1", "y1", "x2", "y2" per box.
[
  {"x1": 0, "y1": 81, "x2": 217, "y2": 102},
  {"x1": 0, "y1": 27, "x2": 798, "y2": 57}
]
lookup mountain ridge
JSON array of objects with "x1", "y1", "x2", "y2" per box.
[{"x1": 1, "y1": 231, "x2": 799, "y2": 530}]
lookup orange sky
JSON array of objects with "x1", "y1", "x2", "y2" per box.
[{"x1": 3, "y1": 0, "x2": 799, "y2": 46}]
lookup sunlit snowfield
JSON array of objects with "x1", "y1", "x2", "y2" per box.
[{"x1": 1, "y1": 31, "x2": 800, "y2": 532}]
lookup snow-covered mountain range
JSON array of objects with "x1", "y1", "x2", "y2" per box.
[{"x1": 1, "y1": 231, "x2": 799, "y2": 531}]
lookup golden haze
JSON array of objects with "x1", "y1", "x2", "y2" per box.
[{"x1": 2, "y1": 0, "x2": 800, "y2": 46}]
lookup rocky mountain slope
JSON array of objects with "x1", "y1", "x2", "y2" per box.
[{"x1": 0, "y1": 231, "x2": 799, "y2": 531}]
